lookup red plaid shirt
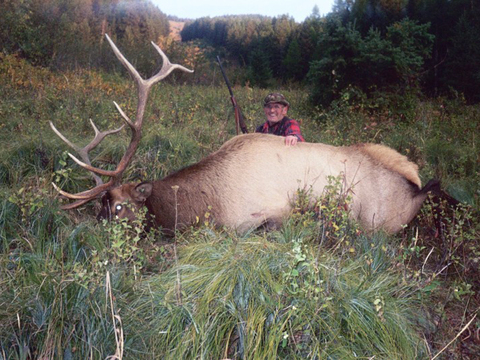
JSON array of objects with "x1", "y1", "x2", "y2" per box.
[{"x1": 255, "y1": 117, "x2": 305, "y2": 141}]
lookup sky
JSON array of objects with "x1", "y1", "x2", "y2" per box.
[{"x1": 153, "y1": 0, "x2": 336, "y2": 23}]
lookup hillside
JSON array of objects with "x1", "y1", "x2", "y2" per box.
[{"x1": 169, "y1": 20, "x2": 185, "y2": 41}]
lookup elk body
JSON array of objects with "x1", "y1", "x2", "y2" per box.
[
  {"x1": 50, "y1": 36, "x2": 438, "y2": 235},
  {"x1": 98, "y1": 133, "x2": 438, "y2": 234}
]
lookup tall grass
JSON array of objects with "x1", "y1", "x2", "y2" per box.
[
  {"x1": 120, "y1": 228, "x2": 427, "y2": 359},
  {"x1": 0, "y1": 54, "x2": 479, "y2": 359}
]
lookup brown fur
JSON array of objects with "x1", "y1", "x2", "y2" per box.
[
  {"x1": 358, "y1": 143, "x2": 421, "y2": 187},
  {"x1": 99, "y1": 133, "x2": 437, "y2": 234}
]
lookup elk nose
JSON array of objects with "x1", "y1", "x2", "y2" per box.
[
  {"x1": 96, "y1": 210, "x2": 106, "y2": 222},
  {"x1": 96, "y1": 206, "x2": 112, "y2": 222}
]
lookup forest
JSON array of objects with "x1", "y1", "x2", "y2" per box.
[
  {"x1": 181, "y1": 0, "x2": 480, "y2": 104},
  {"x1": 2, "y1": 0, "x2": 480, "y2": 105},
  {"x1": 0, "y1": 0, "x2": 479, "y2": 359}
]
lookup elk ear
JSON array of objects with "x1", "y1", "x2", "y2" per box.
[{"x1": 132, "y1": 182, "x2": 153, "y2": 203}]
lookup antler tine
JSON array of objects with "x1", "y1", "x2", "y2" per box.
[
  {"x1": 84, "y1": 119, "x2": 125, "y2": 153},
  {"x1": 52, "y1": 181, "x2": 112, "y2": 200},
  {"x1": 60, "y1": 198, "x2": 93, "y2": 210},
  {"x1": 105, "y1": 34, "x2": 144, "y2": 88},
  {"x1": 149, "y1": 41, "x2": 194, "y2": 85},
  {"x1": 54, "y1": 182, "x2": 114, "y2": 210},
  {"x1": 106, "y1": 34, "x2": 193, "y2": 102},
  {"x1": 49, "y1": 121, "x2": 81, "y2": 153},
  {"x1": 66, "y1": 153, "x2": 121, "y2": 177},
  {"x1": 113, "y1": 101, "x2": 135, "y2": 129},
  {"x1": 50, "y1": 120, "x2": 124, "y2": 186}
]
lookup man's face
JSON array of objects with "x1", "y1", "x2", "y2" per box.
[{"x1": 264, "y1": 103, "x2": 288, "y2": 123}]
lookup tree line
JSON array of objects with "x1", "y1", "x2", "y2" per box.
[
  {"x1": 181, "y1": 0, "x2": 480, "y2": 105},
  {"x1": 1, "y1": 0, "x2": 479, "y2": 105}
]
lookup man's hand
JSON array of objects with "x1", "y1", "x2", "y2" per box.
[{"x1": 285, "y1": 135, "x2": 298, "y2": 146}]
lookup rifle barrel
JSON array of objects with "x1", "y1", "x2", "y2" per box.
[
  {"x1": 217, "y1": 56, "x2": 234, "y2": 97},
  {"x1": 217, "y1": 56, "x2": 248, "y2": 134}
]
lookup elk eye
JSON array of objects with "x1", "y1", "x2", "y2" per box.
[{"x1": 115, "y1": 204, "x2": 123, "y2": 214}]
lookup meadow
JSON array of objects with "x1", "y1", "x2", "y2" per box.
[{"x1": 0, "y1": 52, "x2": 479, "y2": 359}]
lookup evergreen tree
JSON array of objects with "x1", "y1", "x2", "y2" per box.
[
  {"x1": 296, "y1": 11, "x2": 325, "y2": 81},
  {"x1": 307, "y1": 16, "x2": 433, "y2": 106},
  {"x1": 443, "y1": 7, "x2": 480, "y2": 102},
  {"x1": 246, "y1": 40, "x2": 273, "y2": 88},
  {"x1": 283, "y1": 39, "x2": 303, "y2": 81}
]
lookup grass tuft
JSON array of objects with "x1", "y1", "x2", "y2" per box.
[{"x1": 120, "y1": 230, "x2": 427, "y2": 359}]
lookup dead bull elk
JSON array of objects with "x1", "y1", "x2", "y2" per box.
[{"x1": 51, "y1": 36, "x2": 441, "y2": 234}]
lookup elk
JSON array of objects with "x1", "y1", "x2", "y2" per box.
[{"x1": 51, "y1": 35, "x2": 440, "y2": 235}]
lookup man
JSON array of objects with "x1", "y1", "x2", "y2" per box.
[{"x1": 255, "y1": 93, "x2": 305, "y2": 146}]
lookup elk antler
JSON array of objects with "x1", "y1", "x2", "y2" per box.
[
  {"x1": 51, "y1": 34, "x2": 194, "y2": 209},
  {"x1": 50, "y1": 119, "x2": 124, "y2": 187}
]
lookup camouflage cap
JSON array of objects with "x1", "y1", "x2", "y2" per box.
[{"x1": 263, "y1": 93, "x2": 290, "y2": 107}]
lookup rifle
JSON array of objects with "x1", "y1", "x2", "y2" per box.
[{"x1": 216, "y1": 56, "x2": 248, "y2": 134}]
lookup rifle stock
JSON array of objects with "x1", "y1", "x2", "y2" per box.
[{"x1": 216, "y1": 56, "x2": 248, "y2": 134}]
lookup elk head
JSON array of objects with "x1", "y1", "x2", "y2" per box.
[
  {"x1": 96, "y1": 182, "x2": 153, "y2": 222},
  {"x1": 50, "y1": 34, "x2": 193, "y2": 217}
]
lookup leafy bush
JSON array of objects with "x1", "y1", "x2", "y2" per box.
[{"x1": 308, "y1": 17, "x2": 434, "y2": 107}]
